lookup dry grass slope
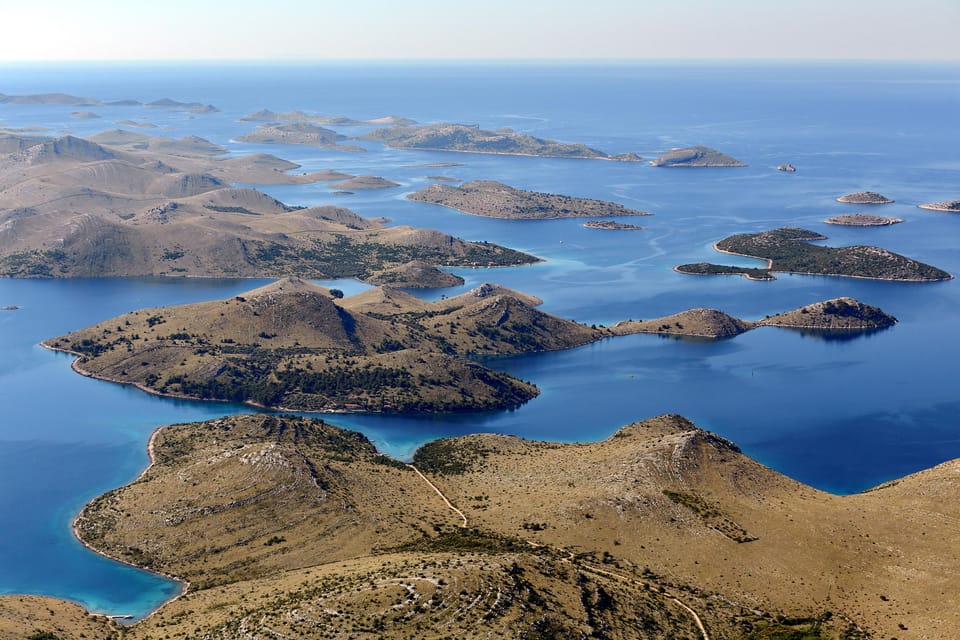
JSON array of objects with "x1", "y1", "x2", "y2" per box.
[{"x1": 8, "y1": 413, "x2": 957, "y2": 638}]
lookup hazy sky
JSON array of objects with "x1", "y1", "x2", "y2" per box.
[{"x1": 2, "y1": 0, "x2": 957, "y2": 62}]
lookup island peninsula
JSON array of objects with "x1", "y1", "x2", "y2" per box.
[
  {"x1": 360, "y1": 123, "x2": 642, "y2": 161},
  {"x1": 46, "y1": 278, "x2": 896, "y2": 413},
  {"x1": 676, "y1": 227, "x2": 951, "y2": 281},
  {"x1": 408, "y1": 180, "x2": 651, "y2": 219},
  {"x1": 610, "y1": 297, "x2": 896, "y2": 338},
  {"x1": 5, "y1": 411, "x2": 958, "y2": 639},
  {"x1": 0, "y1": 133, "x2": 532, "y2": 284}
]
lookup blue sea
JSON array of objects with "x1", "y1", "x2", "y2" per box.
[{"x1": 0, "y1": 61, "x2": 958, "y2": 617}]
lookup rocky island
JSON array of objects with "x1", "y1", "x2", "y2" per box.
[
  {"x1": 650, "y1": 145, "x2": 746, "y2": 167},
  {"x1": 236, "y1": 122, "x2": 365, "y2": 151},
  {"x1": 583, "y1": 220, "x2": 645, "y2": 230},
  {"x1": 0, "y1": 92, "x2": 220, "y2": 112},
  {"x1": 406, "y1": 161, "x2": 465, "y2": 168},
  {"x1": 918, "y1": 199, "x2": 960, "y2": 212},
  {"x1": 240, "y1": 108, "x2": 416, "y2": 126},
  {"x1": 114, "y1": 119, "x2": 158, "y2": 128},
  {"x1": 0, "y1": 92, "x2": 100, "y2": 105},
  {"x1": 146, "y1": 98, "x2": 220, "y2": 113},
  {"x1": 824, "y1": 213, "x2": 903, "y2": 226},
  {"x1": 836, "y1": 191, "x2": 894, "y2": 204},
  {"x1": 6, "y1": 411, "x2": 958, "y2": 639},
  {"x1": 677, "y1": 227, "x2": 951, "y2": 281},
  {"x1": 0, "y1": 133, "x2": 535, "y2": 283},
  {"x1": 44, "y1": 278, "x2": 605, "y2": 413},
  {"x1": 360, "y1": 122, "x2": 642, "y2": 161},
  {"x1": 329, "y1": 175, "x2": 400, "y2": 190},
  {"x1": 408, "y1": 180, "x2": 651, "y2": 219}
]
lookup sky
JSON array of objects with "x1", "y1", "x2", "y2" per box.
[{"x1": 1, "y1": 0, "x2": 957, "y2": 62}]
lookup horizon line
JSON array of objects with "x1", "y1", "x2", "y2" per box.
[{"x1": 1, "y1": 57, "x2": 958, "y2": 65}]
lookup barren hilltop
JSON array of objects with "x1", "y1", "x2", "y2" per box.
[
  {"x1": 4, "y1": 412, "x2": 957, "y2": 639},
  {"x1": 0, "y1": 133, "x2": 533, "y2": 282}
]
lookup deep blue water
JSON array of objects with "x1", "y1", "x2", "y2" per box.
[{"x1": 1, "y1": 61, "x2": 959, "y2": 616}]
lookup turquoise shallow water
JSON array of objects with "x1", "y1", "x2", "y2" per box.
[{"x1": 0, "y1": 61, "x2": 958, "y2": 616}]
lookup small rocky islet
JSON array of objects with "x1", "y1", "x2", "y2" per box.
[
  {"x1": 649, "y1": 145, "x2": 746, "y2": 167},
  {"x1": 824, "y1": 213, "x2": 903, "y2": 226},
  {"x1": 836, "y1": 191, "x2": 894, "y2": 204},
  {"x1": 583, "y1": 220, "x2": 645, "y2": 230}
]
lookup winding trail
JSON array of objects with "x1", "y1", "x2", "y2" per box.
[
  {"x1": 408, "y1": 464, "x2": 710, "y2": 639},
  {"x1": 580, "y1": 562, "x2": 711, "y2": 640},
  {"x1": 408, "y1": 465, "x2": 468, "y2": 528}
]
